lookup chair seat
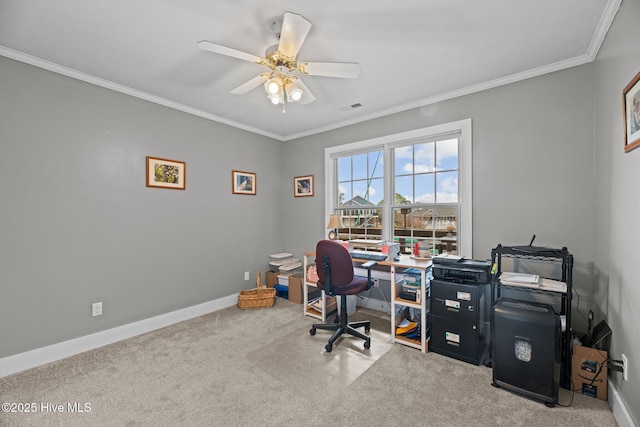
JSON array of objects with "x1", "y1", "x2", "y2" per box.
[{"x1": 318, "y1": 275, "x2": 369, "y2": 296}]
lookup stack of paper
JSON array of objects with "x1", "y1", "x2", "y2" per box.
[
  {"x1": 499, "y1": 272, "x2": 567, "y2": 293},
  {"x1": 499, "y1": 272, "x2": 540, "y2": 287},
  {"x1": 539, "y1": 278, "x2": 567, "y2": 293}
]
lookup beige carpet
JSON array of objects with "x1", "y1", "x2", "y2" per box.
[{"x1": 0, "y1": 299, "x2": 618, "y2": 426}]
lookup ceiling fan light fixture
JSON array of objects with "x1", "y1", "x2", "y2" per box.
[
  {"x1": 285, "y1": 80, "x2": 303, "y2": 102},
  {"x1": 267, "y1": 93, "x2": 284, "y2": 105},
  {"x1": 265, "y1": 77, "x2": 282, "y2": 95}
]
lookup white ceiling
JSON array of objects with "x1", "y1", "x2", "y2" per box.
[{"x1": 0, "y1": 0, "x2": 620, "y2": 141}]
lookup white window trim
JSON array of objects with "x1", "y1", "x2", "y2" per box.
[{"x1": 325, "y1": 118, "x2": 472, "y2": 257}]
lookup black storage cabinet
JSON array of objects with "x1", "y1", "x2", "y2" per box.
[
  {"x1": 491, "y1": 298, "x2": 561, "y2": 406},
  {"x1": 430, "y1": 279, "x2": 487, "y2": 365}
]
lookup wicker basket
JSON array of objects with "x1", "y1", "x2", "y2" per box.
[{"x1": 237, "y1": 271, "x2": 276, "y2": 309}]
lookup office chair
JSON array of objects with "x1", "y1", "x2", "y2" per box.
[{"x1": 309, "y1": 240, "x2": 377, "y2": 352}]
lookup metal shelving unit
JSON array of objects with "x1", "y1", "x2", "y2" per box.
[{"x1": 491, "y1": 244, "x2": 573, "y2": 389}]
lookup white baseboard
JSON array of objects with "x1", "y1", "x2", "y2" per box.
[
  {"x1": 609, "y1": 380, "x2": 636, "y2": 427},
  {"x1": 0, "y1": 294, "x2": 238, "y2": 379}
]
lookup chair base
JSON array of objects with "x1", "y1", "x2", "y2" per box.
[{"x1": 309, "y1": 297, "x2": 371, "y2": 352}]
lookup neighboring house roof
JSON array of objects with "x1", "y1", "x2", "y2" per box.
[
  {"x1": 341, "y1": 196, "x2": 376, "y2": 207},
  {"x1": 410, "y1": 206, "x2": 458, "y2": 218}
]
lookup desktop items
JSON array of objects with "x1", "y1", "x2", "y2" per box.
[
  {"x1": 326, "y1": 214, "x2": 343, "y2": 240},
  {"x1": 349, "y1": 249, "x2": 388, "y2": 261},
  {"x1": 491, "y1": 298, "x2": 561, "y2": 407},
  {"x1": 381, "y1": 241, "x2": 400, "y2": 261}
]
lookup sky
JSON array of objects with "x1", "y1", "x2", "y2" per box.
[{"x1": 337, "y1": 138, "x2": 458, "y2": 206}]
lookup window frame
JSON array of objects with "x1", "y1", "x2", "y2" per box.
[{"x1": 325, "y1": 119, "x2": 473, "y2": 257}]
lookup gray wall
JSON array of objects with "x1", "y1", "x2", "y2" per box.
[
  {"x1": 594, "y1": 0, "x2": 640, "y2": 422},
  {"x1": 0, "y1": 56, "x2": 285, "y2": 357},
  {"x1": 283, "y1": 64, "x2": 596, "y2": 330}
]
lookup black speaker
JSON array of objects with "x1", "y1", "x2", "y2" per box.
[{"x1": 491, "y1": 298, "x2": 561, "y2": 406}]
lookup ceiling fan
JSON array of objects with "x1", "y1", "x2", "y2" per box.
[{"x1": 197, "y1": 12, "x2": 360, "y2": 108}]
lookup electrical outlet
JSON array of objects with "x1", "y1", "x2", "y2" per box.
[
  {"x1": 622, "y1": 354, "x2": 628, "y2": 381},
  {"x1": 244, "y1": 271, "x2": 250, "y2": 281},
  {"x1": 92, "y1": 302, "x2": 103, "y2": 317}
]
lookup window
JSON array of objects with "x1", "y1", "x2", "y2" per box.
[
  {"x1": 325, "y1": 119, "x2": 472, "y2": 257},
  {"x1": 336, "y1": 150, "x2": 384, "y2": 241}
]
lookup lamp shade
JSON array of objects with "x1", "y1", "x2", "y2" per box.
[
  {"x1": 326, "y1": 214, "x2": 344, "y2": 229},
  {"x1": 285, "y1": 80, "x2": 303, "y2": 102},
  {"x1": 265, "y1": 76, "x2": 282, "y2": 95}
]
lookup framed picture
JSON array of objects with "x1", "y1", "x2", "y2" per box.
[
  {"x1": 294, "y1": 175, "x2": 314, "y2": 197},
  {"x1": 146, "y1": 156, "x2": 186, "y2": 190},
  {"x1": 232, "y1": 170, "x2": 256, "y2": 195},
  {"x1": 623, "y1": 70, "x2": 640, "y2": 153}
]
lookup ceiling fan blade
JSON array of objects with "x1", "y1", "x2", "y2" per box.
[
  {"x1": 197, "y1": 40, "x2": 263, "y2": 64},
  {"x1": 278, "y1": 12, "x2": 312, "y2": 58},
  {"x1": 295, "y1": 79, "x2": 316, "y2": 105},
  {"x1": 302, "y1": 62, "x2": 361, "y2": 79},
  {"x1": 230, "y1": 74, "x2": 268, "y2": 95}
]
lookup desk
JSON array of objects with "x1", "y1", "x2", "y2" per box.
[{"x1": 303, "y1": 252, "x2": 432, "y2": 352}]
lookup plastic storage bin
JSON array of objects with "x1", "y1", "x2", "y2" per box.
[
  {"x1": 274, "y1": 284, "x2": 288, "y2": 299},
  {"x1": 269, "y1": 252, "x2": 293, "y2": 272},
  {"x1": 278, "y1": 261, "x2": 302, "y2": 277}
]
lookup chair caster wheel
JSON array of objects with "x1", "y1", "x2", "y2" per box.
[
  {"x1": 365, "y1": 326, "x2": 371, "y2": 333},
  {"x1": 309, "y1": 328, "x2": 316, "y2": 336},
  {"x1": 364, "y1": 339, "x2": 371, "y2": 350},
  {"x1": 325, "y1": 344, "x2": 333, "y2": 352}
]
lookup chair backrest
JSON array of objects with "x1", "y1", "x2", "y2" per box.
[{"x1": 316, "y1": 240, "x2": 354, "y2": 288}]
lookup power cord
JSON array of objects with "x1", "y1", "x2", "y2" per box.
[
  {"x1": 556, "y1": 379, "x2": 575, "y2": 407},
  {"x1": 571, "y1": 285, "x2": 591, "y2": 326}
]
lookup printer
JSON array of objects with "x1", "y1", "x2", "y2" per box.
[{"x1": 432, "y1": 256, "x2": 491, "y2": 284}]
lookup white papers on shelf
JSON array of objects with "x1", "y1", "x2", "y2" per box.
[
  {"x1": 499, "y1": 272, "x2": 567, "y2": 293},
  {"x1": 540, "y1": 278, "x2": 567, "y2": 293},
  {"x1": 499, "y1": 272, "x2": 539, "y2": 284}
]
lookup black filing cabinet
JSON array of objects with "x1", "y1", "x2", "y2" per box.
[{"x1": 430, "y1": 279, "x2": 487, "y2": 365}]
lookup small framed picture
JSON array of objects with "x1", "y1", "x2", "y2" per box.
[
  {"x1": 232, "y1": 170, "x2": 256, "y2": 195},
  {"x1": 623, "y1": 70, "x2": 640, "y2": 153},
  {"x1": 294, "y1": 175, "x2": 314, "y2": 197},
  {"x1": 146, "y1": 156, "x2": 186, "y2": 190}
]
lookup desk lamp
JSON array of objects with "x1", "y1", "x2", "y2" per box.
[{"x1": 326, "y1": 214, "x2": 343, "y2": 240}]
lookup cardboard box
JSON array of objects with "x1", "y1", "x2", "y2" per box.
[
  {"x1": 288, "y1": 276, "x2": 303, "y2": 304},
  {"x1": 571, "y1": 345, "x2": 608, "y2": 400},
  {"x1": 265, "y1": 271, "x2": 279, "y2": 288}
]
